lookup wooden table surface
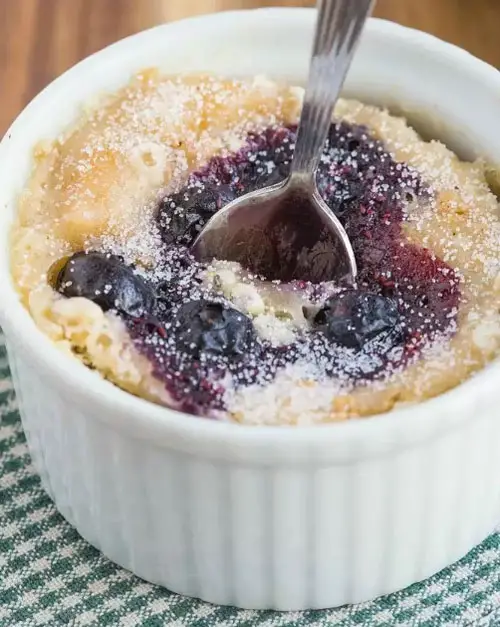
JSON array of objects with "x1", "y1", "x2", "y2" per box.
[{"x1": 1, "y1": 0, "x2": 499, "y2": 134}]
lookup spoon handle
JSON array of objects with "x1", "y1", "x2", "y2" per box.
[{"x1": 290, "y1": 0, "x2": 375, "y2": 183}]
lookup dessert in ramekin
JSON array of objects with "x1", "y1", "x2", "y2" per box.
[{"x1": 1, "y1": 10, "x2": 500, "y2": 610}]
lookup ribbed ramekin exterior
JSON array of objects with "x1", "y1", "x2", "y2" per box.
[{"x1": 7, "y1": 339, "x2": 500, "y2": 610}]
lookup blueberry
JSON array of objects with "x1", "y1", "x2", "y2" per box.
[
  {"x1": 56, "y1": 252, "x2": 156, "y2": 316},
  {"x1": 173, "y1": 300, "x2": 256, "y2": 358},
  {"x1": 313, "y1": 290, "x2": 400, "y2": 349},
  {"x1": 158, "y1": 185, "x2": 236, "y2": 246}
]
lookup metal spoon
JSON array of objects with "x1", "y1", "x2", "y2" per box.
[{"x1": 192, "y1": 0, "x2": 375, "y2": 284}]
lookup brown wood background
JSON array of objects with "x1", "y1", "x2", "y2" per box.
[{"x1": 1, "y1": 0, "x2": 499, "y2": 135}]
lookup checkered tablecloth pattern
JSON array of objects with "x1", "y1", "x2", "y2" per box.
[{"x1": 1, "y1": 333, "x2": 500, "y2": 626}]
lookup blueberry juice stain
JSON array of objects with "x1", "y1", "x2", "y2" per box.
[{"x1": 56, "y1": 122, "x2": 460, "y2": 417}]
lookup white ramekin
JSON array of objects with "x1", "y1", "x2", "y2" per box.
[{"x1": 1, "y1": 9, "x2": 500, "y2": 611}]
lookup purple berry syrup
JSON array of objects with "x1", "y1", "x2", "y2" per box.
[{"x1": 118, "y1": 121, "x2": 461, "y2": 416}]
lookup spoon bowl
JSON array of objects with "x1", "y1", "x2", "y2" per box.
[
  {"x1": 193, "y1": 0, "x2": 375, "y2": 283},
  {"x1": 192, "y1": 173, "x2": 357, "y2": 283}
]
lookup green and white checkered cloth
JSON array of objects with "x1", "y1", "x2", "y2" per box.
[{"x1": 1, "y1": 333, "x2": 500, "y2": 626}]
